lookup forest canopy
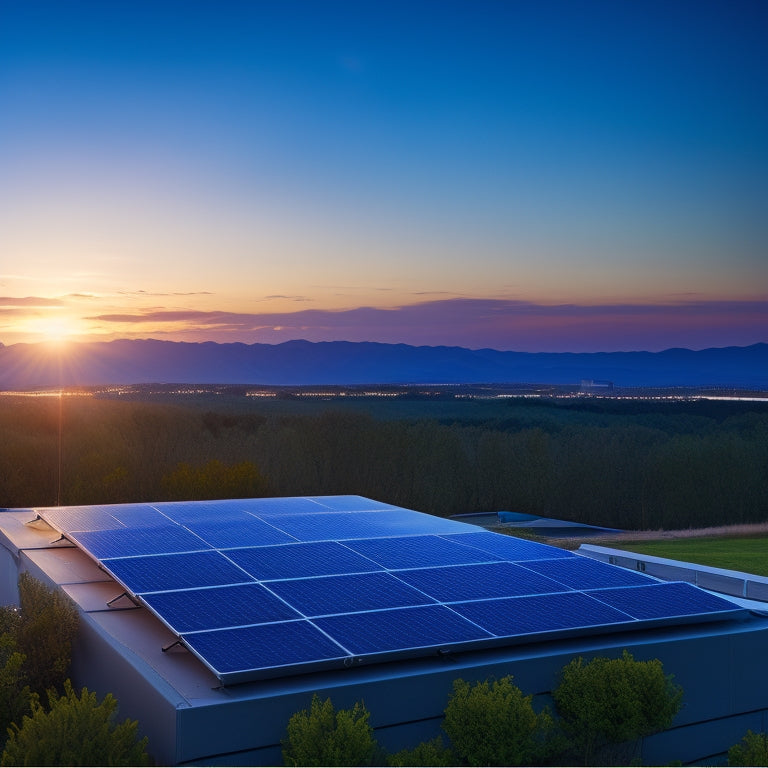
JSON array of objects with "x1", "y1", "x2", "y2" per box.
[{"x1": 0, "y1": 390, "x2": 766, "y2": 531}]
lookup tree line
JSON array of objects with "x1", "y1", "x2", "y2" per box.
[{"x1": 0, "y1": 394, "x2": 766, "y2": 530}]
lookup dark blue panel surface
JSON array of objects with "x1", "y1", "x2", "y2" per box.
[
  {"x1": 225, "y1": 541, "x2": 382, "y2": 580},
  {"x1": 142, "y1": 583, "x2": 301, "y2": 633},
  {"x1": 442, "y1": 531, "x2": 576, "y2": 562},
  {"x1": 344, "y1": 535, "x2": 501, "y2": 570},
  {"x1": 521, "y1": 556, "x2": 656, "y2": 590},
  {"x1": 314, "y1": 604, "x2": 493, "y2": 655},
  {"x1": 103, "y1": 550, "x2": 253, "y2": 594},
  {"x1": 587, "y1": 582, "x2": 742, "y2": 620},
  {"x1": 182, "y1": 620, "x2": 348, "y2": 675},
  {"x1": 265, "y1": 571, "x2": 436, "y2": 616},
  {"x1": 452, "y1": 591, "x2": 635, "y2": 637},
  {"x1": 184, "y1": 517, "x2": 297, "y2": 548},
  {"x1": 71, "y1": 525, "x2": 209, "y2": 559},
  {"x1": 393, "y1": 561, "x2": 569, "y2": 602}
]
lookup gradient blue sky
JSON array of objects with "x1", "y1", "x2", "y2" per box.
[{"x1": 1, "y1": 0, "x2": 766, "y2": 351}]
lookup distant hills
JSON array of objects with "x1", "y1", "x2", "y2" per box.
[{"x1": 0, "y1": 339, "x2": 765, "y2": 389}]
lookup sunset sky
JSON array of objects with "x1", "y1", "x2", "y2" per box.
[{"x1": 1, "y1": 0, "x2": 766, "y2": 352}]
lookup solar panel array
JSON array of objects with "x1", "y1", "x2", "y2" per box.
[{"x1": 37, "y1": 497, "x2": 746, "y2": 684}]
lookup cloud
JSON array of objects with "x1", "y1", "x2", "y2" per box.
[
  {"x1": 84, "y1": 297, "x2": 768, "y2": 352},
  {"x1": 0, "y1": 296, "x2": 66, "y2": 308}
]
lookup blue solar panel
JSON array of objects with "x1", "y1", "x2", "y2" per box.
[
  {"x1": 393, "y1": 562, "x2": 569, "y2": 602},
  {"x1": 40, "y1": 506, "x2": 125, "y2": 532},
  {"x1": 244, "y1": 497, "x2": 328, "y2": 516},
  {"x1": 587, "y1": 582, "x2": 743, "y2": 621},
  {"x1": 521, "y1": 556, "x2": 657, "y2": 590},
  {"x1": 310, "y1": 495, "x2": 405, "y2": 512},
  {"x1": 70, "y1": 525, "x2": 209, "y2": 559},
  {"x1": 452, "y1": 591, "x2": 635, "y2": 637},
  {"x1": 184, "y1": 517, "x2": 297, "y2": 548},
  {"x1": 224, "y1": 541, "x2": 383, "y2": 580},
  {"x1": 182, "y1": 621, "x2": 348, "y2": 680},
  {"x1": 41, "y1": 497, "x2": 751, "y2": 685},
  {"x1": 314, "y1": 604, "x2": 493, "y2": 655},
  {"x1": 261, "y1": 509, "x2": 470, "y2": 542},
  {"x1": 109, "y1": 505, "x2": 170, "y2": 528},
  {"x1": 265, "y1": 571, "x2": 437, "y2": 616},
  {"x1": 158, "y1": 500, "x2": 259, "y2": 523},
  {"x1": 442, "y1": 531, "x2": 577, "y2": 561},
  {"x1": 102, "y1": 551, "x2": 253, "y2": 593},
  {"x1": 141, "y1": 583, "x2": 301, "y2": 633},
  {"x1": 343, "y1": 535, "x2": 502, "y2": 569}
]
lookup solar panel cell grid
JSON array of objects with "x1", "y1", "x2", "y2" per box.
[
  {"x1": 184, "y1": 517, "x2": 298, "y2": 548},
  {"x1": 141, "y1": 583, "x2": 302, "y2": 633},
  {"x1": 521, "y1": 557, "x2": 657, "y2": 590},
  {"x1": 393, "y1": 561, "x2": 571, "y2": 602},
  {"x1": 264, "y1": 571, "x2": 437, "y2": 617},
  {"x1": 313, "y1": 604, "x2": 493, "y2": 655},
  {"x1": 224, "y1": 541, "x2": 383, "y2": 580},
  {"x1": 343, "y1": 535, "x2": 502, "y2": 569},
  {"x1": 70, "y1": 525, "x2": 210, "y2": 559},
  {"x1": 182, "y1": 621, "x2": 349, "y2": 677},
  {"x1": 102, "y1": 550, "x2": 254, "y2": 594},
  {"x1": 587, "y1": 581, "x2": 742, "y2": 620},
  {"x1": 442, "y1": 531, "x2": 577, "y2": 561},
  {"x1": 452, "y1": 591, "x2": 635, "y2": 637}
]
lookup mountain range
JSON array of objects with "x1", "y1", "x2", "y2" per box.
[{"x1": 0, "y1": 339, "x2": 765, "y2": 389}]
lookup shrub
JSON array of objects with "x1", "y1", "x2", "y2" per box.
[
  {"x1": 387, "y1": 736, "x2": 454, "y2": 766},
  {"x1": 553, "y1": 650, "x2": 683, "y2": 765},
  {"x1": 0, "y1": 634, "x2": 35, "y2": 750},
  {"x1": 442, "y1": 676, "x2": 556, "y2": 766},
  {"x1": 729, "y1": 730, "x2": 768, "y2": 766},
  {"x1": 282, "y1": 694, "x2": 377, "y2": 766},
  {"x1": 15, "y1": 573, "x2": 79, "y2": 695},
  {"x1": 1, "y1": 680, "x2": 150, "y2": 766}
]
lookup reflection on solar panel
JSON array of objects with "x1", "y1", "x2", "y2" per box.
[{"x1": 36, "y1": 496, "x2": 748, "y2": 684}]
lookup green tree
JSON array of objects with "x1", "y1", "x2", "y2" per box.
[
  {"x1": 1, "y1": 680, "x2": 150, "y2": 767},
  {"x1": 442, "y1": 676, "x2": 556, "y2": 766},
  {"x1": 387, "y1": 736, "x2": 454, "y2": 767},
  {"x1": 729, "y1": 730, "x2": 768, "y2": 766},
  {"x1": 282, "y1": 694, "x2": 377, "y2": 767},
  {"x1": 553, "y1": 650, "x2": 683, "y2": 765},
  {"x1": 0, "y1": 633, "x2": 36, "y2": 750},
  {"x1": 161, "y1": 459, "x2": 269, "y2": 501},
  {"x1": 15, "y1": 573, "x2": 79, "y2": 696}
]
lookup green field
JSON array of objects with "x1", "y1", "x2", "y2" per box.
[{"x1": 608, "y1": 537, "x2": 768, "y2": 577}]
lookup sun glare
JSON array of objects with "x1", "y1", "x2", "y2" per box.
[{"x1": 33, "y1": 317, "x2": 78, "y2": 345}]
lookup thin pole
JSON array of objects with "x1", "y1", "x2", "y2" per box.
[{"x1": 57, "y1": 388, "x2": 63, "y2": 506}]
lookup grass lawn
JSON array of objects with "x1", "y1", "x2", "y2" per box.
[{"x1": 607, "y1": 537, "x2": 768, "y2": 577}]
